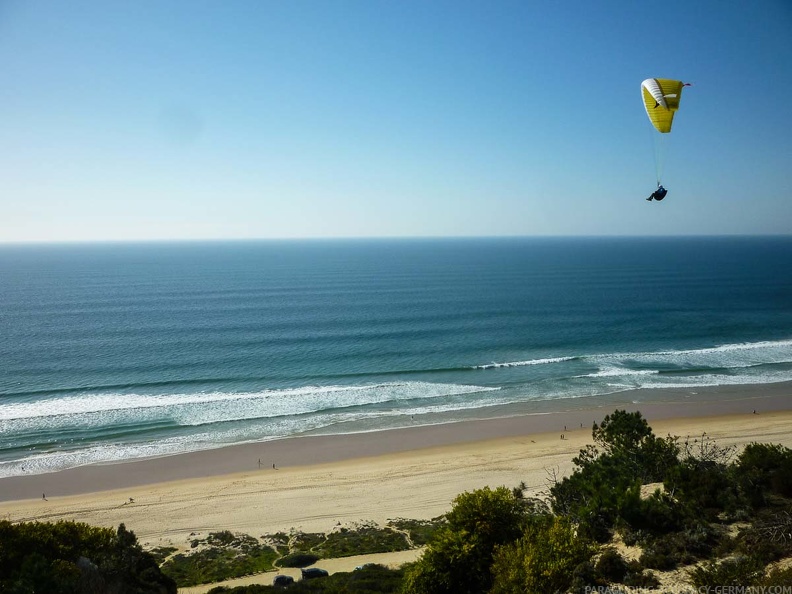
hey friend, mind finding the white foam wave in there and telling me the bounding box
[585,368,659,378]
[0,381,499,427]
[590,338,792,367]
[654,339,792,357]
[474,356,574,370]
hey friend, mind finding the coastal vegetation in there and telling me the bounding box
[4,410,792,593]
[155,520,444,587]
[0,521,176,593]
[396,410,792,593]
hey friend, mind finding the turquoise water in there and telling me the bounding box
[1,237,791,477]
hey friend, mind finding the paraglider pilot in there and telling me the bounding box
[646,185,667,201]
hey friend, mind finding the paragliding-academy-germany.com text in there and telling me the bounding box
[584,586,792,594]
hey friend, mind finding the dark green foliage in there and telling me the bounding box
[568,560,606,594]
[734,442,792,507]
[489,515,595,594]
[314,523,410,558]
[591,410,680,483]
[688,555,765,589]
[594,547,629,582]
[664,433,743,520]
[208,586,270,593]
[277,552,319,568]
[639,539,679,571]
[161,531,278,586]
[0,520,176,594]
[550,411,681,542]
[619,487,686,535]
[638,522,726,571]
[401,486,529,594]
[550,454,634,542]
[208,564,405,593]
[168,522,418,589]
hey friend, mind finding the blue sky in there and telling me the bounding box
[1,0,791,241]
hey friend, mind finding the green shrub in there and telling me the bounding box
[734,443,792,507]
[639,541,678,571]
[551,410,682,542]
[0,520,176,594]
[401,487,528,594]
[594,547,628,582]
[387,517,444,547]
[160,533,278,586]
[568,560,606,593]
[277,552,319,568]
[619,487,686,535]
[208,564,406,593]
[489,516,595,594]
[688,555,765,589]
[314,523,410,558]
[665,458,737,517]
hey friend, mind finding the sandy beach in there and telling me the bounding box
[2,387,791,558]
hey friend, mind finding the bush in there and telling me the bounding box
[401,487,528,594]
[619,487,686,535]
[208,564,406,593]
[734,443,792,507]
[733,509,792,564]
[595,547,628,583]
[0,520,176,594]
[489,516,595,594]
[639,540,678,571]
[551,410,682,542]
[637,522,724,571]
[688,555,765,589]
[277,552,319,568]
[161,533,278,586]
[314,523,410,558]
[568,560,606,593]
[664,458,737,517]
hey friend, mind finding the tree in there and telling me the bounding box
[401,486,530,594]
[0,520,176,594]
[489,516,594,594]
[550,410,681,541]
[734,442,792,507]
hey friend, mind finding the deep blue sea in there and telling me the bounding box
[1,237,792,478]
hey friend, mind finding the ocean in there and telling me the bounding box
[1,237,791,478]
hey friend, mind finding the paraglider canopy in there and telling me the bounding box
[641,78,687,133]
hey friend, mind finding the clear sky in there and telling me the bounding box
[1,0,791,242]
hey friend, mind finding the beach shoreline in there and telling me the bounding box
[1,381,790,504]
[0,384,788,551]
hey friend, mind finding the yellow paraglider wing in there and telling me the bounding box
[641,78,685,133]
